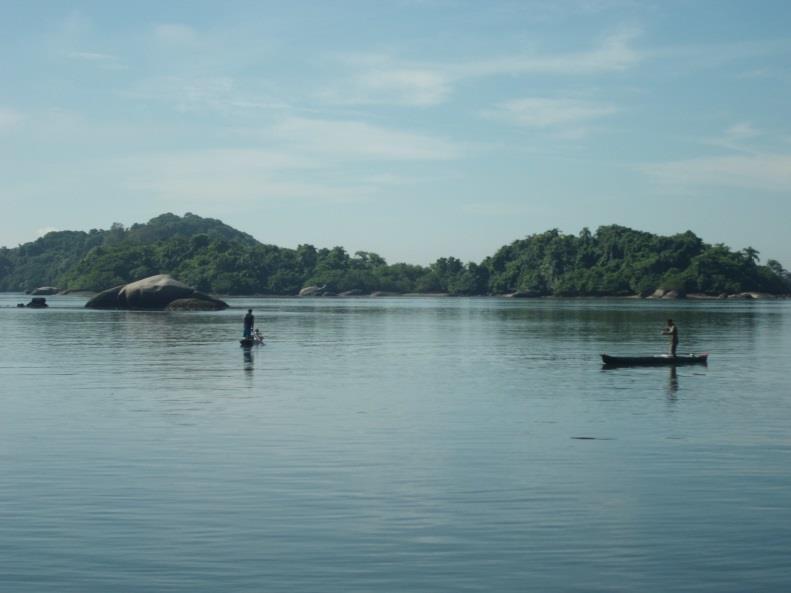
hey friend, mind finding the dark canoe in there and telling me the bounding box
[601,353,709,367]
[240,337,263,347]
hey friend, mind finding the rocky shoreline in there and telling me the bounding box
[14,283,789,303]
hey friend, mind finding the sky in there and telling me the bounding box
[1,0,790,266]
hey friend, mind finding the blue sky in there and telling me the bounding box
[1,0,790,266]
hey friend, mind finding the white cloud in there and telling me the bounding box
[492,0,643,24]
[321,29,642,107]
[273,117,463,160]
[68,51,114,61]
[320,65,452,107]
[700,122,764,154]
[725,122,760,140]
[0,107,23,131]
[66,51,125,70]
[458,28,642,78]
[153,23,197,45]
[126,76,292,115]
[488,97,617,128]
[461,201,537,216]
[116,149,368,204]
[35,227,58,237]
[641,154,791,193]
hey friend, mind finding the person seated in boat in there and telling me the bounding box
[243,309,254,338]
[253,328,264,344]
[661,318,678,356]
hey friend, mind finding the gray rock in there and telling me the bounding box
[85,275,227,310]
[662,289,685,299]
[85,285,125,308]
[728,292,774,300]
[507,290,543,298]
[120,275,195,308]
[26,297,48,308]
[298,285,326,297]
[31,286,60,296]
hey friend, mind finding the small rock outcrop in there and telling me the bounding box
[30,286,60,296]
[649,288,685,299]
[507,290,543,298]
[728,292,775,300]
[85,274,227,310]
[298,285,326,297]
[26,297,48,308]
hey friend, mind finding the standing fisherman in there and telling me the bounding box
[662,318,679,357]
[243,309,255,338]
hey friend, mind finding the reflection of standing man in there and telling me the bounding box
[243,309,255,338]
[662,318,678,356]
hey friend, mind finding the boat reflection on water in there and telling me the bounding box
[243,346,254,371]
[668,366,679,398]
[601,353,709,367]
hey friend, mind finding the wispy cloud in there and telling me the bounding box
[700,122,765,154]
[126,76,292,115]
[119,149,373,204]
[492,0,643,24]
[320,66,452,106]
[486,97,617,128]
[35,227,58,237]
[0,107,23,131]
[273,117,464,160]
[641,154,791,193]
[153,23,198,45]
[66,50,125,69]
[321,29,642,107]
[461,201,538,216]
[648,38,791,75]
[457,28,642,78]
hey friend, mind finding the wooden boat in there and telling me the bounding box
[240,337,264,347]
[601,353,708,367]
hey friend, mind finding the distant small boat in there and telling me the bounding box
[240,337,264,348]
[601,353,708,367]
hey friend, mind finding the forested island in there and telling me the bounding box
[1,213,789,297]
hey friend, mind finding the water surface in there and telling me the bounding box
[1,295,790,592]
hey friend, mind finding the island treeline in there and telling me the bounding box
[1,213,789,296]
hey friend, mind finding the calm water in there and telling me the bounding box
[1,294,790,592]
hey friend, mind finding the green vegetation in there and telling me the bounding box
[1,214,789,296]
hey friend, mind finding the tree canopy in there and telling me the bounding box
[1,214,788,296]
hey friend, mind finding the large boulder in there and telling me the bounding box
[85,275,227,310]
[120,275,195,308]
[85,285,125,308]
